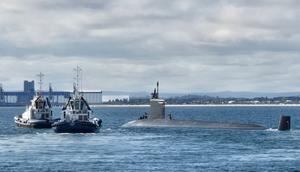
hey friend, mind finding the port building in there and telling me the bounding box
[0,81,102,106]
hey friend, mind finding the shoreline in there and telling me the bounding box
[91,104,300,107]
[2,104,300,108]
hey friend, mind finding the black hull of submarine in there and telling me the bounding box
[122,119,266,130]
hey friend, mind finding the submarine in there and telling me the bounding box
[122,82,267,130]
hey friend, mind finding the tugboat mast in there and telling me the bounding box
[37,72,44,96]
[73,65,82,97]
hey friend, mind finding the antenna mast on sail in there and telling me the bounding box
[37,72,44,96]
[157,81,159,98]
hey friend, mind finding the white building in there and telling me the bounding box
[102,95,129,102]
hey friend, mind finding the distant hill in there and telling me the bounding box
[103,94,300,105]
[188,91,300,98]
[103,91,300,98]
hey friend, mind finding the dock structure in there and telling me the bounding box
[0,81,102,106]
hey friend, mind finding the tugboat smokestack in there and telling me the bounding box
[278,115,291,131]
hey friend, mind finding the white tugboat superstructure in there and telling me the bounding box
[14,73,54,128]
[52,66,102,133]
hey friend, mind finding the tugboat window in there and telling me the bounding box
[70,101,74,110]
[75,100,80,110]
[81,101,84,110]
[38,102,43,109]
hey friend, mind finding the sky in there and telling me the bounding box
[0,0,300,93]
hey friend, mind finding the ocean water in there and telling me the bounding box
[0,106,300,171]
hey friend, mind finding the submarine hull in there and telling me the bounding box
[122,119,266,130]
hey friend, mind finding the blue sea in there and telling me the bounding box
[1,106,300,172]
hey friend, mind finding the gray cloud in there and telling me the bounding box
[0,0,299,93]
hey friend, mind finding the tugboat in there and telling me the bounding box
[52,66,102,133]
[14,73,54,128]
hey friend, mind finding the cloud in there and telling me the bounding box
[0,0,299,93]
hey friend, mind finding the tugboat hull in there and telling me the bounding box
[14,117,53,128]
[53,121,100,133]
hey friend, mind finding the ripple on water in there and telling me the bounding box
[1,106,300,171]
